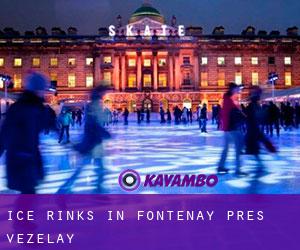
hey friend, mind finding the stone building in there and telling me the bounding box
[0,2,300,111]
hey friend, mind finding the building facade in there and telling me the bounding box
[0,3,300,111]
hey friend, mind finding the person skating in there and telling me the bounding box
[74,85,111,192]
[200,103,208,133]
[123,108,129,125]
[146,108,150,123]
[268,101,280,137]
[245,87,277,176]
[217,83,246,176]
[0,72,56,194]
[76,109,83,126]
[160,107,166,123]
[167,109,172,123]
[58,109,73,143]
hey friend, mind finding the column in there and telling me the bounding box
[153,51,158,91]
[94,54,102,85]
[174,52,181,90]
[137,51,142,90]
[168,52,174,90]
[121,53,126,91]
[194,52,200,90]
[113,53,120,91]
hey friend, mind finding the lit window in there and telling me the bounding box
[201,57,208,65]
[252,72,259,85]
[103,56,112,64]
[86,74,94,88]
[158,58,167,67]
[14,58,22,67]
[158,73,167,87]
[284,57,292,65]
[32,57,40,67]
[0,58,4,67]
[144,59,151,67]
[285,72,292,86]
[234,57,242,65]
[218,72,225,86]
[128,58,136,67]
[200,72,208,86]
[50,72,57,81]
[217,57,225,65]
[50,58,58,67]
[251,57,258,65]
[86,58,94,66]
[235,72,242,85]
[143,74,152,87]
[68,58,76,66]
[13,74,22,88]
[103,72,112,85]
[128,73,137,88]
[68,73,76,87]
[183,57,190,65]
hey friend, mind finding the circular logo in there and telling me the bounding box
[119,169,141,191]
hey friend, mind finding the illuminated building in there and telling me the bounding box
[0,2,300,111]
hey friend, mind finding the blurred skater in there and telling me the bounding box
[217,83,246,176]
[74,85,111,192]
[0,72,56,194]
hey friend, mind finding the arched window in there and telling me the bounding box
[183,98,192,109]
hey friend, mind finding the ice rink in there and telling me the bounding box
[1,120,300,194]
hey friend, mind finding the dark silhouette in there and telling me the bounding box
[160,107,166,123]
[200,104,208,133]
[167,109,172,123]
[146,108,150,123]
[137,109,141,124]
[123,108,129,125]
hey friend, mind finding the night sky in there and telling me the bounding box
[1,0,300,35]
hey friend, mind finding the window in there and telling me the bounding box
[200,72,208,86]
[285,72,292,86]
[235,72,242,85]
[86,57,94,66]
[128,58,136,67]
[143,59,151,67]
[86,74,94,88]
[14,58,22,67]
[284,57,292,65]
[32,57,40,67]
[68,58,76,66]
[0,58,4,67]
[217,57,225,65]
[68,73,76,87]
[251,57,259,65]
[50,57,58,67]
[218,72,225,86]
[50,72,57,82]
[234,57,242,65]
[252,72,259,85]
[103,56,112,64]
[183,57,190,65]
[103,72,112,85]
[13,74,22,88]
[128,73,137,88]
[183,72,191,85]
[201,57,208,65]
[158,58,167,67]
[268,57,275,65]
[158,73,167,87]
[143,74,152,87]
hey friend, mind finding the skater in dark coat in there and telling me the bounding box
[0,72,56,194]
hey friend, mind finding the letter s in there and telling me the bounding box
[109,25,116,36]
[257,211,264,221]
